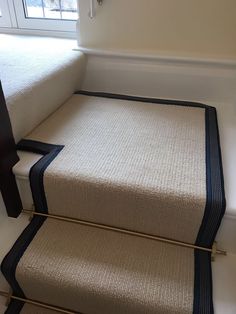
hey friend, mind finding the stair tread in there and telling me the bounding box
[16,219,195,314]
[17,94,208,244]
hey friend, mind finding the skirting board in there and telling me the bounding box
[79,49,236,104]
[216,214,236,254]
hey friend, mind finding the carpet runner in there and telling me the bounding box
[1,92,225,313]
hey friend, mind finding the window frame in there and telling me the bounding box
[0,1,12,27]
[0,0,78,35]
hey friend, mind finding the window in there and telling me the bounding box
[0,0,78,33]
[23,0,78,20]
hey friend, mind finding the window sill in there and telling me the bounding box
[0,27,77,39]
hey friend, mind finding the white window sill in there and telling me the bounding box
[0,26,77,39]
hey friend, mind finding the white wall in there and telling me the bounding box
[78,0,236,60]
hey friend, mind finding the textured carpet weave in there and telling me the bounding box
[15,219,194,314]
[27,94,205,244]
[2,93,225,314]
[20,305,58,314]
[0,34,85,142]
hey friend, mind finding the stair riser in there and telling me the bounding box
[15,176,235,253]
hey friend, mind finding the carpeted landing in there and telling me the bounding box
[2,92,225,313]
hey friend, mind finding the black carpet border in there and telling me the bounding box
[4,299,24,314]
[1,140,64,313]
[76,90,215,108]
[17,139,64,213]
[2,92,226,314]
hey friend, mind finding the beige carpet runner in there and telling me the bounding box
[1,92,225,313]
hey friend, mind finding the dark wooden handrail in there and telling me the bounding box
[0,81,22,217]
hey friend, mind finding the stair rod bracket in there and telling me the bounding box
[211,242,218,261]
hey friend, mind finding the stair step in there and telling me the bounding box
[13,93,220,245]
[2,218,208,314]
[2,207,236,314]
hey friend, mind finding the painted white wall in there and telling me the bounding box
[78,0,236,60]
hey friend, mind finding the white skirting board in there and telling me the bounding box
[79,48,236,104]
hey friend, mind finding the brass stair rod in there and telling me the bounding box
[22,209,227,256]
[0,290,76,314]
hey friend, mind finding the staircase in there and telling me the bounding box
[0,35,233,314]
